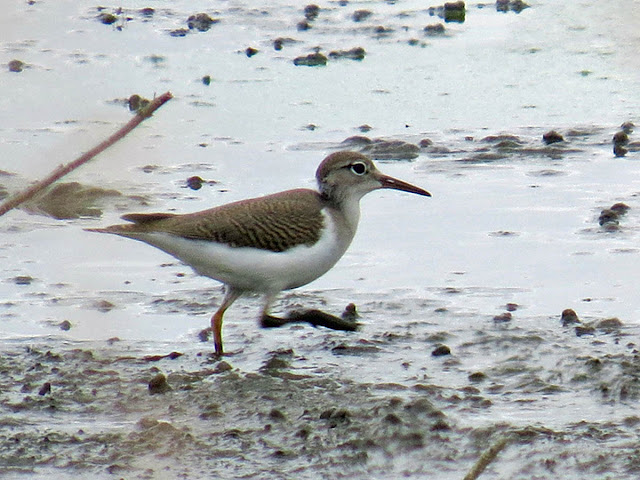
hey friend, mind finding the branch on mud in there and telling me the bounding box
[463,435,511,480]
[0,91,173,217]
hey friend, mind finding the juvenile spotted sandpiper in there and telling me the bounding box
[90,151,430,354]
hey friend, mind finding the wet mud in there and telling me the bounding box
[1,329,640,480]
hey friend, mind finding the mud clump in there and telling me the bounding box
[424,23,446,35]
[293,51,328,66]
[598,202,630,230]
[493,312,512,323]
[148,373,172,394]
[97,12,118,25]
[561,308,580,326]
[328,47,366,61]
[353,10,373,22]
[8,59,25,72]
[24,182,122,219]
[187,13,219,32]
[361,139,420,160]
[496,0,530,13]
[543,130,564,145]
[431,344,451,356]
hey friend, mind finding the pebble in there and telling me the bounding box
[561,308,580,326]
[493,312,512,323]
[304,4,320,21]
[148,373,172,394]
[353,10,373,22]
[424,23,445,35]
[8,59,25,72]
[432,344,451,356]
[38,382,52,396]
[187,13,219,32]
[186,176,204,190]
[293,52,327,66]
[328,47,366,60]
[543,130,564,145]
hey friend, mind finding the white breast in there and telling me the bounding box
[129,210,355,294]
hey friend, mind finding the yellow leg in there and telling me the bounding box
[211,289,241,355]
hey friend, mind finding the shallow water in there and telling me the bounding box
[2,1,640,479]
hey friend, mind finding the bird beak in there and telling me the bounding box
[378,174,431,197]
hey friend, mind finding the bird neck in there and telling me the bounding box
[320,189,362,236]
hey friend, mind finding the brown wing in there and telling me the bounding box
[97,189,326,252]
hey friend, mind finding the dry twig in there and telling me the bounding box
[463,435,511,480]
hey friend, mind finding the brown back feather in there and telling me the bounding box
[102,189,326,252]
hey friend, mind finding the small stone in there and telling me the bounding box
[431,344,451,356]
[543,130,564,145]
[261,356,289,370]
[561,308,580,326]
[341,135,373,146]
[297,20,312,31]
[13,275,34,285]
[621,121,634,134]
[610,203,630,215]
[94,300,115,313]
[614,144,628,157]
[424,23,445,35]
[505,303,518,312]
[269,408,286,421]
[98,12,118,25]
[444,1,465,10]
[575,325,596,337]
[598,209,619,226]
[213,361,232,373]
[148,373,171,394]
[202,75,211,85]
[468,371,487,382]
[187,13,219,32]
[186,176,204,190]
[128,94,150,112]
[328,47,366,60]
[444,1,465,22]
[169,28,189,37]
[596,317,623,332]
[352,10,373,22]
[419,138,433,148]
[293,52,327,66]
[493,312,512,323]
[59,320,72,331]
[430,419,451,431]
[383,413,402,424]
[38,382,52,396]
[613,131,629,146]
[341,303,359,322]
[304,4,320,21]
[8,59,25,72]
[245,47,259,57]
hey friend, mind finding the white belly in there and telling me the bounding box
[129,211,354,294]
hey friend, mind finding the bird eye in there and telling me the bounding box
[350,162,367,175]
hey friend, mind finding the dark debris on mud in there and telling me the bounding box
[1,335,640,479]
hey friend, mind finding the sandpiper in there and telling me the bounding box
[89,151,430,354]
